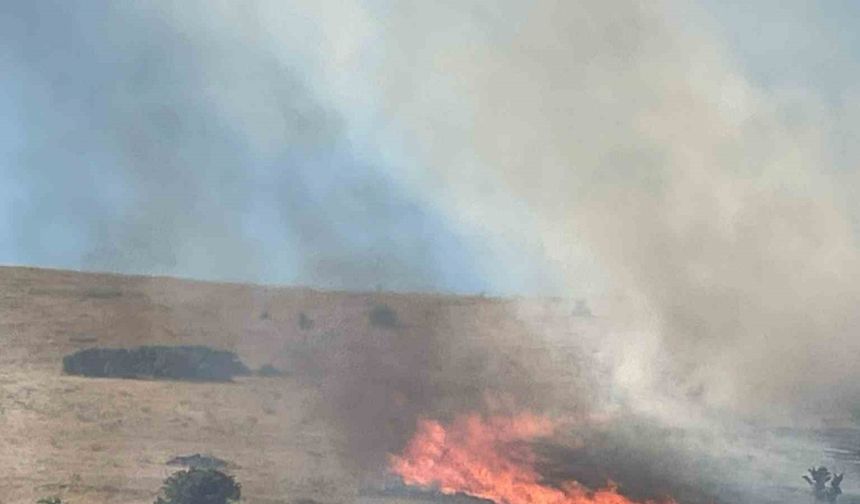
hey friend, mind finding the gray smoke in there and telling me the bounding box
[1,0,572,478]
[8,1,860,501]
[0,0,523,295]
[285,297,599,478]
[9,0,859,421]
[253,0,860,421]
[226,0,860,499]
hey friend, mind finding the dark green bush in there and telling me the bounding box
[155,468,241,504]
[62,346,251,382]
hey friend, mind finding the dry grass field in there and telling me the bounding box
[0,266,594,504]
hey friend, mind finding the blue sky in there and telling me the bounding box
[700,0,860,97]
[0,1,855,295]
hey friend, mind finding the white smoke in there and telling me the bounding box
[203,0,860,421]
[83,3,860,500]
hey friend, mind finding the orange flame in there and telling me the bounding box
[390,413,677,504]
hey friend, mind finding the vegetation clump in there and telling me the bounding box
[36,497,64,504]
[803,466,843,502]
[63,345,251,382]
[368,304,398,328]
[298,312,314,330]
[167,453,231,470]
[155,468,241,504]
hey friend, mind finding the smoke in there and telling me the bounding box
[7,0,859,420]
[232,0,860,420]
[213,1,860,497]
[284,298,601,479]
[0,0,569,480]
[0,0,558,295]
[8,0,860,499]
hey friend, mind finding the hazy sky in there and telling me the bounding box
[0,1,857,297]
[0,1,519,294]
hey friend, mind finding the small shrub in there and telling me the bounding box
[83,287,123,299]
[803,466,843,502]
[298,312,314,330]
[37,498,64,504]
[155,468,241,504]
[368,304,398,328]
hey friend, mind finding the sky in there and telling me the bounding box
[0,0,554,295]
[0,1,858,301]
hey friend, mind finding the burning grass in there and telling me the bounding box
[390,413,678,504]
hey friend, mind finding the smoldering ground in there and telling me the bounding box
[284,298,602,478]
[531,414,835,504]
[284,295,853,503]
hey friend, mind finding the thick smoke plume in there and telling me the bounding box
[221,1,860,499]
[242,0,860,421]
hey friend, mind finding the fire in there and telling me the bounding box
[390,413,676,504]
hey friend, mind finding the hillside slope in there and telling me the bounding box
[0,266,595,504]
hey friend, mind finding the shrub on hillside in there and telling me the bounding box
[155,468,241,504]
[298,312,314,330]
[368,304,398,328]
[37,497,64,504]
[62,346,251,382]
[166,453,231,470]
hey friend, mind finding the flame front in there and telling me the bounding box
[390,413,676,504]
